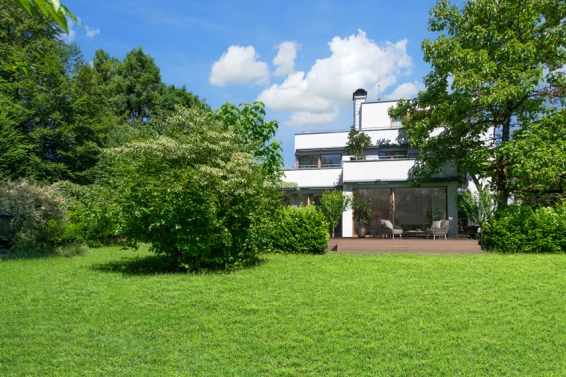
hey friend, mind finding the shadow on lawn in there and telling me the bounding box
[90,255,184,275]
[90,254,267,276]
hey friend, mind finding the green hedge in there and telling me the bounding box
[271,206,329,254]
[483,204,566,253]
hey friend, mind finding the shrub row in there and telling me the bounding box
[483,204,566,253]
[270,205,329,254]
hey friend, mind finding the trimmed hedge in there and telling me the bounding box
[271,206,329,254]
[483,204,566,253]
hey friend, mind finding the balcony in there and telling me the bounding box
[342,158,457,183]
[282,167,343,189]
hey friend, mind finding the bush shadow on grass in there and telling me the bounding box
[89,254,267,276]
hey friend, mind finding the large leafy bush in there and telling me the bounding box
[59,182,122,247]
[271,206,329,254]
[483,204,566,253]
[103,106,282,270]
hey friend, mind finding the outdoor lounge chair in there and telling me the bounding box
[426,220,450,239]
[380,219,403,239]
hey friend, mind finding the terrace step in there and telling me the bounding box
[328,238,482,254]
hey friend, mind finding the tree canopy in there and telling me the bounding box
[0,0,207,184]
[390,0,566,208]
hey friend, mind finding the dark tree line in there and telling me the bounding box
[0,0,207,184]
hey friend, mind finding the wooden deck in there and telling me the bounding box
[328,237,482,253]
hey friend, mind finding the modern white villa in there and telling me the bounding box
[282,89,459,238]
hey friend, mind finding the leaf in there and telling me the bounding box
[14,0,33,14]
[33,0,50,17]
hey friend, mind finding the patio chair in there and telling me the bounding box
[380,219,403,239]
[426,220,450,239]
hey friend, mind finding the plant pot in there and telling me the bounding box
[357,227,367,238]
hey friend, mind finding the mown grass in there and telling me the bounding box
[1,246,565,376]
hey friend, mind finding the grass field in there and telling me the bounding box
[1,246,565,376]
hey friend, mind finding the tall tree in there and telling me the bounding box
[390,0,566,208]
[1,1,115,183]
[113,47,162,124]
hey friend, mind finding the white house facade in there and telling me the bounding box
[282,89,459,238]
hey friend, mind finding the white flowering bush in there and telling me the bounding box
[0,179,69,250]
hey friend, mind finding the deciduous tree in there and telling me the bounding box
[390,0,566,208]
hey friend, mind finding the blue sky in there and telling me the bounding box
[64,0,441,165]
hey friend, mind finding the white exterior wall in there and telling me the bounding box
[360,101,398,129]
[295,132,349,151]
[283,168,342,188]
[342,186,353,237]
[354,97,366,129]
[343,160,414,183]
[295,129,406,152]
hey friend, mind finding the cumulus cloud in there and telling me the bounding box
[60,21,76,43]
[209,45,269,87]
[257,30,413,126]
[85,25,100,38]
[273,41,299,77]
[383,81,424,100]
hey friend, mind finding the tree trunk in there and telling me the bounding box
[496,112,512,210]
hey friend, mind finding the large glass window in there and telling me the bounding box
[378,150,407,159]
[297,154,342,168]
[394,188,447,230]
[320,154,341,167]
[298,155,318,168]
[355,189,391,237]
[354,187,447,235]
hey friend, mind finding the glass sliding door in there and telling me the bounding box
[354,187,447,236]
[394,187,447,230]
[354,189,391,237]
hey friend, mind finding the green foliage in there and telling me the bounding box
[389,0,566,208]
[483,204,566,253]
[352,196,372,226]
[103,106,281,270]
[500,110,566,204]
[13,0,79,33]
[345,128,372,160]
[0,6,208,183]
[0,178,77,251]
[457,188,496,227]
[57,182,122,247]
[270,206,329,254]
[0,2,108,184]
[212,102,283,177]
[320,189,351,237]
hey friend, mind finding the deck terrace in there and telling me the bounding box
[328,237,482,254]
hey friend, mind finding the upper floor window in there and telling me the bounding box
[378,150,408,160]
[320,154,341,168]
[297,153,342,168]
[298,155,318,168]
[391,116,404,128]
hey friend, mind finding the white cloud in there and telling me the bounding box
[60,21,76,43]
[209,45,269,87]
[273,41,299,77]
[383,81,424,100]
[85,25,100,38]
[257,30,413,126]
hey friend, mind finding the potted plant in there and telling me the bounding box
[320,189,352,237]
[345,128,372,160]
[353,197,372,238]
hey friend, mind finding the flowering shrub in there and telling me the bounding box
[0,178,71,251]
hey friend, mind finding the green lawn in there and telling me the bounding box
[1,247,565,376]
